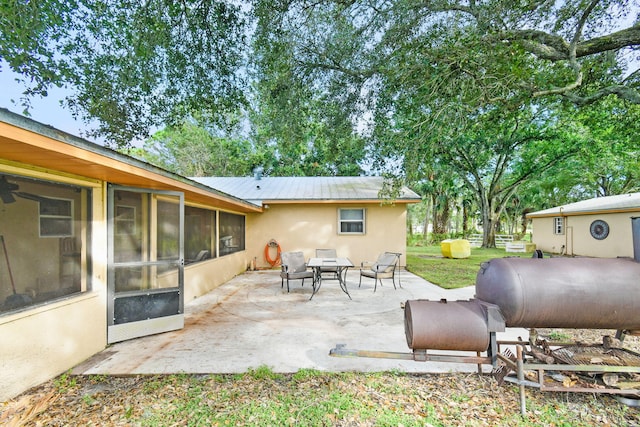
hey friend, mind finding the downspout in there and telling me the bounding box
[560,207,569,256]
[632,217,640,263]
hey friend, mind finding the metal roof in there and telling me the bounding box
[193,176,421,205]
[0,108,261,213]
[0,109,420,210]
[527,192,640,217]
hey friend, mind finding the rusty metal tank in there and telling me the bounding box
[404,299,497,352]
[475,257,640,330]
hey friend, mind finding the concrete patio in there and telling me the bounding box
[73,270,528,375]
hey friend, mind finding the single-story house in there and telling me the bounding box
[526,193,640,258]
[193,176,417,270]
[0,108,420,401]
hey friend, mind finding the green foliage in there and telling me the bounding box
[142,375,179,393]
[250,15,367,177]
[251,0,640,242]
[292,368,324,381]
[133,119,270,177]
[246,365,282,381]
[88,374,107,382]
[0,0,77,100]
[514,97,640,215]
[53,371,77,393]
[138,371,449,426]
[547,331,572,342]
[4,0,640,235]
[407,234,428,247]
[2,0,249,146]
[81,394,95,405]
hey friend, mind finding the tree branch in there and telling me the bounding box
[498,24,640,61]
[577,24,640,57]
[561,84,640,105]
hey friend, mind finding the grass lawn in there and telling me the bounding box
[406,245,530,289]
[9,368,639,426]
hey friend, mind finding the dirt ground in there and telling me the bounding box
[2,329,640,426]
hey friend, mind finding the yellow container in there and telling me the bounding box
[441,239,471,259]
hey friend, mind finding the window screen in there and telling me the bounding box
[339,208,365,234]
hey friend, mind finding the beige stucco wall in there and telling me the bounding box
[531,212,638,258]
[0,161,409,401]
[530,217,567,255]
[245,202,408,269]
[0,165,251,401]
[183,251,247,302]
[0,165,107,402]
[0,292,106,401]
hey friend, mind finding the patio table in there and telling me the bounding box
[307,257,354,300]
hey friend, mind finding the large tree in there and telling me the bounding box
[1,0,249,146]
[410,104,584,246]
[132,119,274,177]
[250,0,640,244]
[250,4,367,176]
[569,97,640,196]
[517,97,640,209]
[254,0,640,110]
[3,0,639,147]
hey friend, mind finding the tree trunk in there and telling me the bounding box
[484,214,498,248]
[480,195,497,248]
[432,194,450,235]
[482,194,516,248]
[462,202,469,235]
[520,208,532,237]
[422,199,431,239]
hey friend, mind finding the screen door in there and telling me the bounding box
[107,185,184,343]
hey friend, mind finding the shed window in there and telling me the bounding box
[339,208,365,234]
[553,217,564,235]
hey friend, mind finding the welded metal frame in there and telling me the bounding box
[330,335,640,415]
[497,341,640,414]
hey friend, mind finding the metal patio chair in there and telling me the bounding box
[280,251,316,292]
[315,248,339,280]
[358,252,402,292]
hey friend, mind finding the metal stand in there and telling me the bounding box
[330,336,640,416]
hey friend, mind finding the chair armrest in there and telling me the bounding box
[374,262,396,273]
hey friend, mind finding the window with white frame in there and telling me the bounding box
[39,198,74,237]
[338,208,365,234]
[115,205,135,236]
[553,217,564,235]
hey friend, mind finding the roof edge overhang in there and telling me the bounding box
[527,207,640,219]
[258,198,421,205]
[0,108,261,213]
